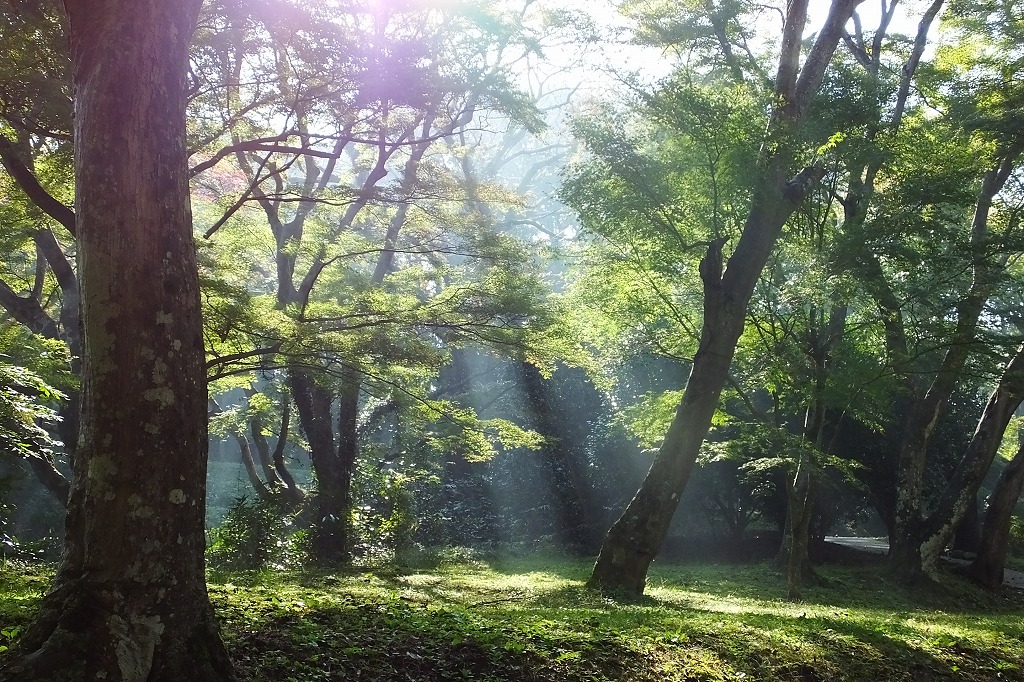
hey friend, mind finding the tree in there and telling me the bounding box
[0,1,234,679]
[190,0,563,562]
[0,330,71,504]
[577,0,865,596]
[970,434,1024,587]
[0,0,79,504]
[822,0,1024,580]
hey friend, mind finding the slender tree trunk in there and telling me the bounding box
[270,399,304,503]
[249,414,286,490]
[587,300,746,593]
[970,444,1024,588]
[335,372,360,558]
[0,2,235,679]
[587,0,863,595]
[889,152,1022,581]
[781,335,833,597]
[24,452,70,505]
[0,235,79,504]
[786,465,815,601]
[235,433,272,501]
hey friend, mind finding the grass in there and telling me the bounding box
[1,553,1023,681]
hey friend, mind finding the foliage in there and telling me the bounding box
[0,356,64,463]
[0,498,37,566]
[351,458,422,559]
[1010,517,1024,559]
[207,496,308,571]
[0,561,50,655]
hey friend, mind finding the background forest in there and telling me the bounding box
[1,0,1024,623]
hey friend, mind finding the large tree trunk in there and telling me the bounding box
[917,342,1024,574]
[951,495,981,554]
[888,152,1022,582]
[586,0,862,595]
[969,444,1024,588]
[289,370,349,562]
[0,2,235,680]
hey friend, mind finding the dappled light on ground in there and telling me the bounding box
[3,555,1024,680]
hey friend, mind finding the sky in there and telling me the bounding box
[552,0,943,94]
[810,1,933,41]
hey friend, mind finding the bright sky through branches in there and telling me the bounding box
[553,0,938,94]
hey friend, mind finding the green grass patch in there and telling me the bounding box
[2,555,1023,680]
[0,561,51,654]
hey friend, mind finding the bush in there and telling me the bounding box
[1009,516,1024,558]
[0,475,60,566]
[206,495,306,571]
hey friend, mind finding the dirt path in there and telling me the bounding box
[824,536,1024,589]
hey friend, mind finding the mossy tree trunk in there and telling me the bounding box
[586,0,864,596]
[0,1,235,680]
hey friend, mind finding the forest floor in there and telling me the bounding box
[1,552,1023,681]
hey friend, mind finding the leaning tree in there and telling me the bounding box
[579,0,866,596]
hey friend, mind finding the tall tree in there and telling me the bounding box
[970,435,1024,587]
[0,0,234,679]
[582,0,865,596]
[0,0,79,503]
[191,0,559,562]
[827,0,1024,579]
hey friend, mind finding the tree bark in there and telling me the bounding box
[917,343,1024,574]
[951,495,981,554]
[270,398,304,503]
[0,1,235,680]
[785,466,815,601]
[235,433,272,501]
[249,413,286,490]
[335,372,360,558]
[888,149,1022,581]
[586,0,863,596]
[780,321,835,597]
[24,452,70,505]
[970,444,1024,588]
[289,370,349,562]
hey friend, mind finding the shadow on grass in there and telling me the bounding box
[220,597,657,682]
[214,579,1023,682]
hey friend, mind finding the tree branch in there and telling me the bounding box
[0,136,76,236]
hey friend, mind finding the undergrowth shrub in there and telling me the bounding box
[0,480,59,566]
[1009,516,1024,558]
[207,495,306,570]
